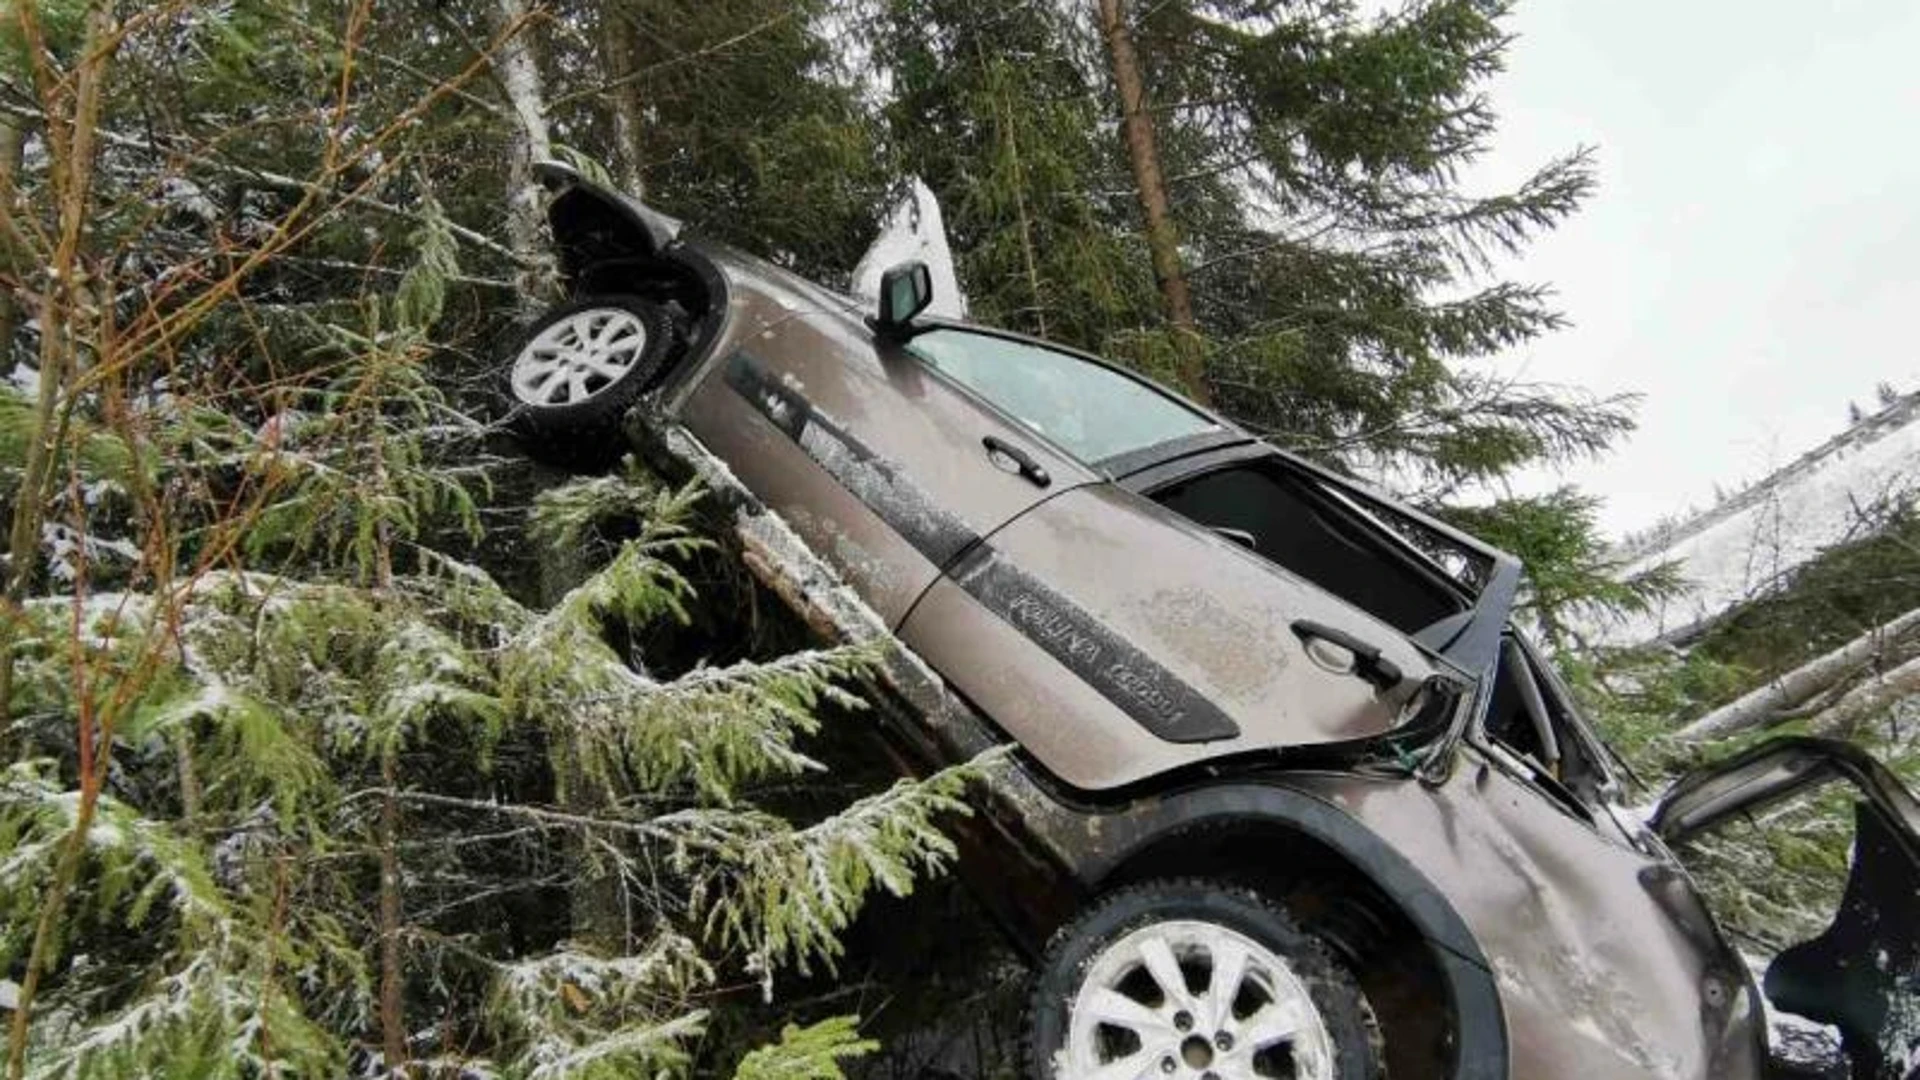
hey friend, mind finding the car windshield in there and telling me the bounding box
[908,329,1218,464]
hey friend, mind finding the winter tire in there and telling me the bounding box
[1027,879,1382,1080]
[503,295,677,466]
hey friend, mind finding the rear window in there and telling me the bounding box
[1150,462,1464,634]
[908,329,1217,464]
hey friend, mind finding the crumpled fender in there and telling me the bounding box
[1010,774,1510,1080]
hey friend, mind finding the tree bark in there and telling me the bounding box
[601,1,647,197]
[1809,652,1920,738]
[492,0,555,313]
[1676,605,1920,740]
[0,113,22,366]
[377,747,407,1075]
[535,529,625,951]
[1095,0,1207,404]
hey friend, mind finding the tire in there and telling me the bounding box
[501,294,678,467]
[1027,879,1382,1080]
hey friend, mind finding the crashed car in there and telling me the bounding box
[502,163,1920,1080]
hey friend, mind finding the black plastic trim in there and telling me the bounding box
[948,546,1241,744]
[1096,428,1254,481]
[723,351,980,568]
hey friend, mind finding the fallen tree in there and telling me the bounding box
[1675,604,1920,740]
[1808,651,1920,738]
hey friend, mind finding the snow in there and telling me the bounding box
[1742,952,1848,1073]
[850,178,968,320]
[1598,395,1920,646]
[152,682,245,728]
[6,363,37,396]
[159,177,219,222]
[41,522,141,585]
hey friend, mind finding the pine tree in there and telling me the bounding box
[1441,488,1680,652]
[877,0,1156,347]
[548,0,891,280]
[1110,0,1616,485]
[1095,0,1203,398]
[0,5,984,1076]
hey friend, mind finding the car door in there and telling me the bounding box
[678,278,1100,627]
[899,448,1452,790]
[1655,737,1920,1080]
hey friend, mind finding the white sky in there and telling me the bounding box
[1464,0,1920,539]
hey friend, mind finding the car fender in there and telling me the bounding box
[998,769,1510,1080]
[534,159,681,263]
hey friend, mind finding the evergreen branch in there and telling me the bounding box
[0,100,532,267]
[698,753,991,989]
[520,1011,706,1080]
[546,10,796,110]
[732,1016,878,1080]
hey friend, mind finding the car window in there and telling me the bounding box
[906,329,1218,464]
[1146,461,1465,635]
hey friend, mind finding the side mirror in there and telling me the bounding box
[871,260,933,339]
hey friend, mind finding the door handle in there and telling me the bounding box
[983,435,1051,488]
[1291,620,1403,693]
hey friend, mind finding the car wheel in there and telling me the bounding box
[1027,879,1382,1080]
[503,295,677,466]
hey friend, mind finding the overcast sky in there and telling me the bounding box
[1465,0,1920,539]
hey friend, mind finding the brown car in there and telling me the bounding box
[503,163,1920,1080]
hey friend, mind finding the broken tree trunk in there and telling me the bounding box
[1809,652,1920,738]
[1676,604,1920,740]
[1094,0,1207,405]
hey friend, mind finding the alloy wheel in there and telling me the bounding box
[1064,919,1336,1080]
[510,307,649,407]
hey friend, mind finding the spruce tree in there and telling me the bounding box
[877,0,1157,347]
[0,4,983,1076]
[548,0,892,280]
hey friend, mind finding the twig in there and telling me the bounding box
[0,100,530,267]
[546,10,795,110]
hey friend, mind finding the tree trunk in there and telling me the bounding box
[1676,604,1920,740]
[1809,652,1920,738]
[534,529,626,951]
[1095,0,1206,404]
[997,84,1047,339]
[0,113,23,367]
[0,111,23,743]
[493,0,556,313]
[377,747,407,1075]
[601,1,647,197]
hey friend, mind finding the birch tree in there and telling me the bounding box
[494,0,558,311]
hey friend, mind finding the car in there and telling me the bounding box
[503,162,1920,1080]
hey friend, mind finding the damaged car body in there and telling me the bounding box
[505,162,1920,1080]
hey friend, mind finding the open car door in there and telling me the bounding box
[1654,737,1920,1080]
